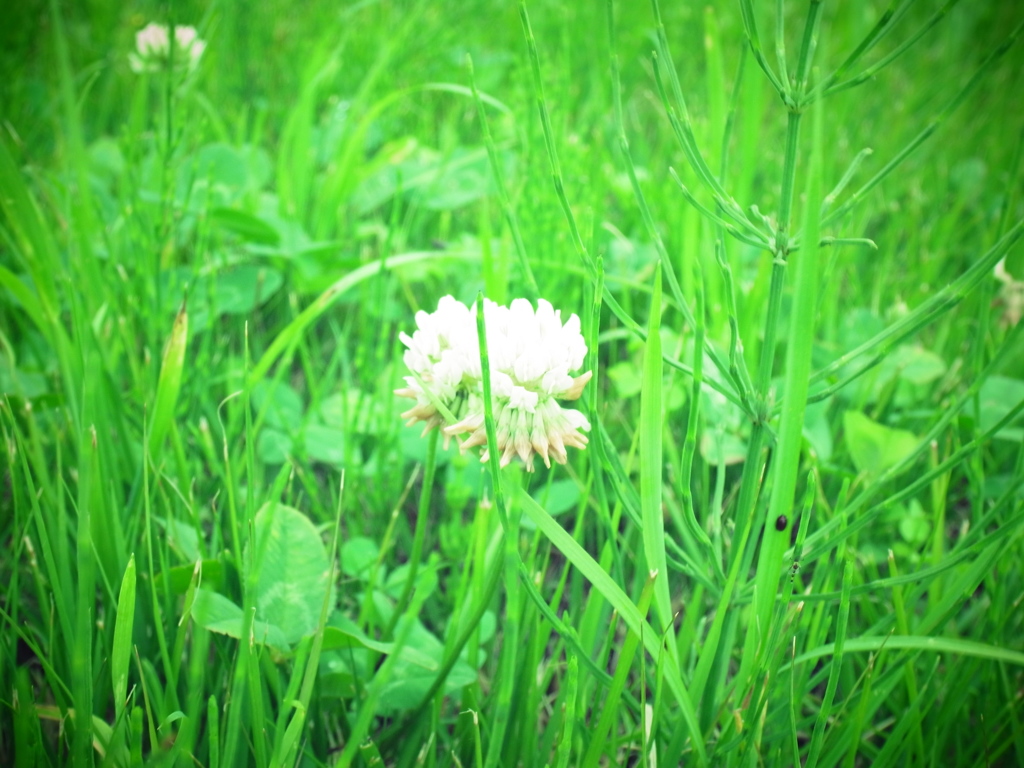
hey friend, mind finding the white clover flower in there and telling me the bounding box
[129,22,206,74]
[994,257,1023,328]
[396,295,593,471]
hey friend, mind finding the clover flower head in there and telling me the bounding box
[994,257,1023,328]
[129,22,206,74]
[396,295,593,471]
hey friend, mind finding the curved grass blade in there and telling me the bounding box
[516,485,707,765]
[822,18,1024,227]
[248,250,473,387]
[148,299,188,464]
[789,634,1024,670]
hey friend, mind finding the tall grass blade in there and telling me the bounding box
[516,486,707,765]
[148,300,188,464]
[639,266,673,643]
[112,554,137,722]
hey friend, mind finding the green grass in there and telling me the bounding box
[2,0,1024,765]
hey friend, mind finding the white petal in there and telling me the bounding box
[490,370,515,398]
[539,367,573,396]
[561,407,591,432]
[508,386,538,412]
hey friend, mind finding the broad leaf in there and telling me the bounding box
[842,411,918,477]
[249,503,333,645]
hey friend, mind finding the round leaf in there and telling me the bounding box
[249,503,332,645]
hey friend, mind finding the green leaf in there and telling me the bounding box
[897,500,931,546]
[339,537,380,580]
[251,379,304,430]
[321,622,438,670]
[303,424,348,466]
[896,346,946,386]
[699,382,749,465]
[0,356,49,399]
[208,207,281,245]
[249,503,333,645]
[353,145,500,213]
[87,137,125,180]
[842,411,919,477]
[803,399,833,462]
[529,479,581,518]
[412,146,497,211]
[248,250,472,386]
[153,560,225,595]
[211,264,284,316]
[192,144,254,192]
[978,376,1024,441]
[13,669,44,764]
[606,360,643,398]
[383,562,439,601]
[397,422,453,466]
[190,588,290,648]
[373,617,476,714]
[320,671,357,699]
[321,389,384,434]
[0,266,47,341]
[155,516,201,562]
[257,428,293,464]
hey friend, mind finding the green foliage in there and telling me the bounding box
[2,1,1024,766]
[843,410,920,477]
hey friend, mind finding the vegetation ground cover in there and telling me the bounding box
[2,1,1024,766]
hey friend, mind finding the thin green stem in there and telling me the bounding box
[776,110,804,250]
[809,0,912,99]
[773,0,790,90]
[806,219,1024,390]
[737,0,788,98]
[822,17,1024,227]
[467,54,539,300]
[819,0,963,100]
[793,1,824,94]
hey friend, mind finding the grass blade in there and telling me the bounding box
[805,558,854,768]
[148,299,188,464]
[516,486,707,765]
[639,266,673,644]
[580,570,657,768]
[112,554,137,722]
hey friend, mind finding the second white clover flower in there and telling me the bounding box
[129,22,206,74]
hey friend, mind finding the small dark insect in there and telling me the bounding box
[775,515,788,531]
